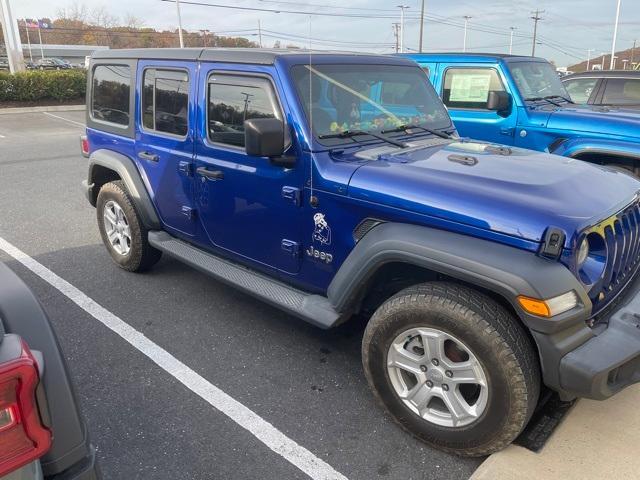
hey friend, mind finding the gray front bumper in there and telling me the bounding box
[559,282,640,400]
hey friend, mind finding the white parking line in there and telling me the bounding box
[0,236,348,480]
[42,111,85,128]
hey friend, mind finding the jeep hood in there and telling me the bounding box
[347,140,640,244]
[544,105,640,139]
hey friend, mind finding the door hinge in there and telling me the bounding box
[281,239,300,257]
[178,161,192,176]
[281,186,301,206]
[181,206,196,220]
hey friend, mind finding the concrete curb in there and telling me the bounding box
[470,384,640,480]
[0,105,85,115]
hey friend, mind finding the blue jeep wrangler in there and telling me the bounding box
[402,53,640,175]
[82,48,640,456]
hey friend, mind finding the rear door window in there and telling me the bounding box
[91,65,131,126]
[142,68,189,137]
[602,78,640,106]
[443,68,506,109]
[564,78,598,104]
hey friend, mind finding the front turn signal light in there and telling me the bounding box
[517,291,578,318]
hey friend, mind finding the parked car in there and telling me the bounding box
[82,48,640,457]
[562,70,640,109]
[0,58,8,71]
[35,58,72,70]
[0,262,99,479]
[402,53,640,175]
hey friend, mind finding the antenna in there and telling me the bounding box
[308,15,318,208]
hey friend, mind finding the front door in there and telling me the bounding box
[194,68,303,274]
[135,60,197,237]
[440,65,517,145]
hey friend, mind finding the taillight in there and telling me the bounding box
[80,134,90,158]
[0,338,51,477]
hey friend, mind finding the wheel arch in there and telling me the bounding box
[549,138,640,171]
[85,148,161,229]
[328,223,591,334]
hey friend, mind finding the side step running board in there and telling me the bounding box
[148,231,342,329]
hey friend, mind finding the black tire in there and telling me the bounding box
[96,180,162,272]
[362,282,540,457]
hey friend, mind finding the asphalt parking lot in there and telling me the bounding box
[0,110,481,479]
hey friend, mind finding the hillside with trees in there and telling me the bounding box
[1,4,258,52]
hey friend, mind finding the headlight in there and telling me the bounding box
[576,237,589,267]
[577,233,608,287]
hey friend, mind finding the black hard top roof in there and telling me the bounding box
[564,70,640,79]
[90,47,411,65]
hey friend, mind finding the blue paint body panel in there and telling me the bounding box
[401,53,640,161]
[86,51,640,308]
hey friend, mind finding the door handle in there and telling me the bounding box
[196,167,224,180]
[138,151,159,162]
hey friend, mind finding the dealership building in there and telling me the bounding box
[21,44,109,65]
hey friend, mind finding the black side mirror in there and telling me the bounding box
[487,91,511,113]
[244,118,286,158]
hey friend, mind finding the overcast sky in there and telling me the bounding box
[9,0,640,67]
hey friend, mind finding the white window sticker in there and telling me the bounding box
[449,73,492,103]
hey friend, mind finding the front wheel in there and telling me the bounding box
[362,282,540,457]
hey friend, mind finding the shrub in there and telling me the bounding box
[0,70,86,103]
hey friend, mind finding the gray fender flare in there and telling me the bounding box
[85,148,161,229]
[327,223,591,334]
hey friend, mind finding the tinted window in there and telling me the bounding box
[92,65,131,126]
[564,78,598,104]
[602,78,640,106]
[443,68,506,109]
[208,77,280,148]
[142,69,189,136]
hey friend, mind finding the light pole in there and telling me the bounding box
[623,59,629,69]
[463,15,472,52]
[397,5,409,53]
[601,52,607,70]
[530,9,544,57]
[418,0,425,53]
[586,48,595,71]
[175,0,184,48]
[610,0,621,70]
[0,0,25,72]
[509,27,517,54]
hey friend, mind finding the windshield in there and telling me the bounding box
[291,64,451,144]
[508,61,570,101]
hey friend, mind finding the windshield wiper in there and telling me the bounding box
[545,94,575,104]
[318,130,408,148]
[381,123,453,139]
[525,96,563,106]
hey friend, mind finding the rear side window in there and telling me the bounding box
[142,69,189,137]
[92,65,131,126]
[208,76,280,148]
[564,78,598,104]
[443,68,506,110]
[602,78,640,106]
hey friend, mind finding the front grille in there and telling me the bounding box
[588,198,640,313]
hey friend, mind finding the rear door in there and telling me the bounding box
[135,60,197,237]
[440,65,517,144]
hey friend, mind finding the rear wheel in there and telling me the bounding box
[96,180,162,272]
[362,282,540,457]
